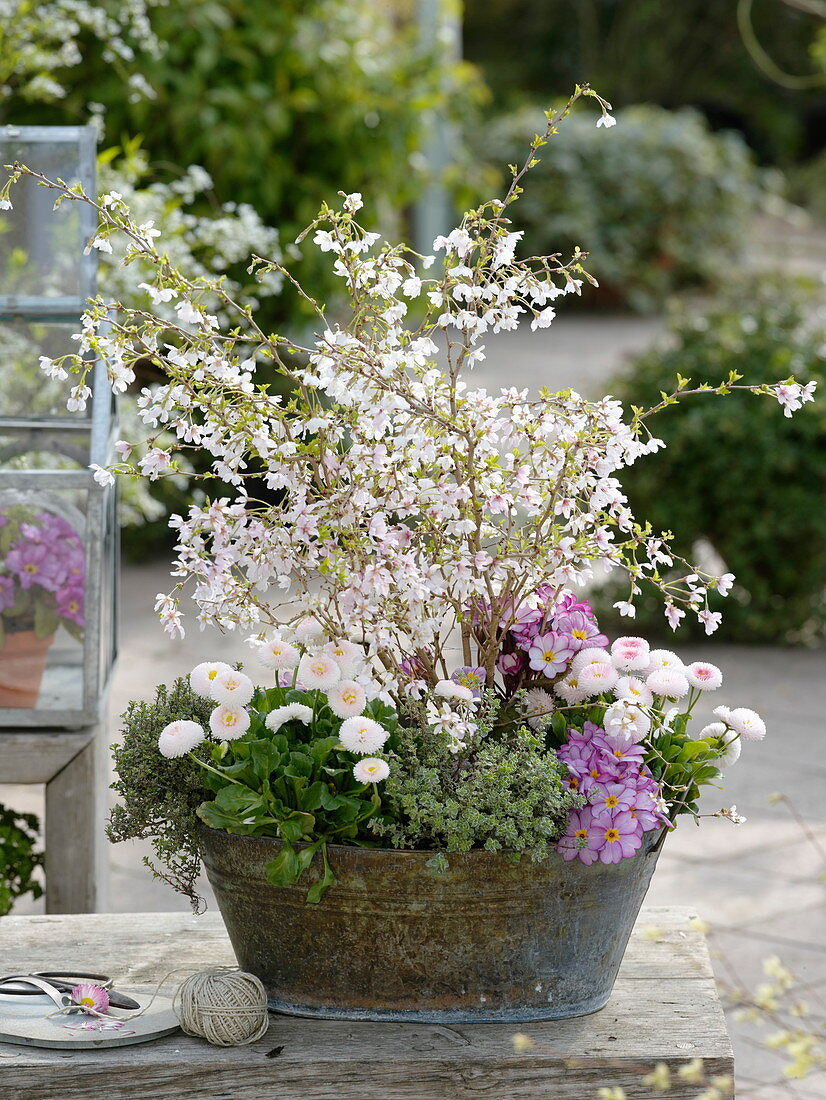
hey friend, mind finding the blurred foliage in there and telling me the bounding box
[0,802,43,915]
[7,0,486,326]
[481,105,773,312]
[598,279,826,644]
[464,0,826,165]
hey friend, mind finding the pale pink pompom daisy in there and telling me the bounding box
[554,674,589,705]
[726,707,766,742]
[603,701,651,745]
[352,757,390,784]
[614,675,654,707]
[323,640,363,677]
[576,661,619,695]
[717,729,743,767]
[646,649,684,673]
[646,667,690,700]
[610,636,650,671]
[257,636,300,671]
[190,660,232,697]
[211,668,255,707]
[158,719,206,759]
[292,617,325,643]
[297,652,342,691]
[571,647,611,676]
[338,716,389,754]
[209,705,250,740]
[685,661,722,691]
[327,680,367,719]
[266,702,313,731]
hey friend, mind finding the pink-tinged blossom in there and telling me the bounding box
[716,573,735,596]
[588,810,644,864]
[528,631,575,676]
[353,757,390,783]
[646,667,690,700]
[614,675,653,707]
[610,636,650,671]
[339,715,389,754]
[210,668,255,707]
[158,719,206,759]
[774,380,816,418]
[685,662,722,691]
[602,701,651,746]
[209,705,250,740]
[698,609,723,635]
[497,651,526,677]
[70,983,110,1015]
[190,660,233,697]
[327,680,367,719]
[646,649,684,673]
[576,661,618,695]
[56,583,84,627]
[553,611,608,651]
[571,646,611,675]
[297,653,341,691]
[664,603,685,631]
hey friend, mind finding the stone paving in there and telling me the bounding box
[2,313,824,1097]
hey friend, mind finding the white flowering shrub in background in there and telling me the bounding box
[1,87,815,697]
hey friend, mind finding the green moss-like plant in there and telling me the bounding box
[107,677,214,910]
[371,695,582,860]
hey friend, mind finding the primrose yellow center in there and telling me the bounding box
[575,829,587,840]
[604,828,620,843]
[605,795,619,808]
[589,768,600,779]
[543,649,556,661]
[24,563,38,574]
[572,629,588,641]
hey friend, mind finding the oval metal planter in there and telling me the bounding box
[199,824,665,1023]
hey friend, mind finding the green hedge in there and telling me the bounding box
[602,280,826,644]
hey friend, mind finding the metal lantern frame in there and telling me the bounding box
[0,124,117,729]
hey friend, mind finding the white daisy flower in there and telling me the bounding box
[257,636,300,671]
[685,661,723,691]
[327,680,367,719]
[727,707,766,742]
[576,661,619,695]
[712,704,733,725]
[353,757,390,784]
[571,647,611,675]
[696,720,728,742]
[614,675,654,707]
[158,720,205,759]
[190,660,233,697]
[265,702,314,732]
[211,669,255,707]
[323,639,363,677]
[297,652,342,691]
[338,715,389,754]
[646,649,684,673]
[523,688,555,730]
[209,706,250,741]
[646,668,690,700]
[554,674,589,705]
[718,729,743,768]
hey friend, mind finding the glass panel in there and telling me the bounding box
[0,426,92,471]
[0,320,90,419]
[0,488,87,711]
[0,128,96,314]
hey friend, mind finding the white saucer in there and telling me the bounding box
[0,990,180,1049]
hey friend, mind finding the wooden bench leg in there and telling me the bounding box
[44,722,109,913]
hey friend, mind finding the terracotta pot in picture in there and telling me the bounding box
[0,630,55,707]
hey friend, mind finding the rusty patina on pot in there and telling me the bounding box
[199,824,664,1023]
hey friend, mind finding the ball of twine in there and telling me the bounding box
[174,966,269,1046]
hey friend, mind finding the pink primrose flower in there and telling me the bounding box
[528,631,575,676]
[557,808,601,865]
[588,809,644,864]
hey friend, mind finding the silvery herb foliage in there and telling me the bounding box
[1,86,815,702]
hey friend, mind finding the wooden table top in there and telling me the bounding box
[0,905,732,1099]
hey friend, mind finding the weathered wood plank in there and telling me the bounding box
[43,720,109,913]
[0,729,94,784]
[0,906,733,1099]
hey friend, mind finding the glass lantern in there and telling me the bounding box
[0,126,117,728]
